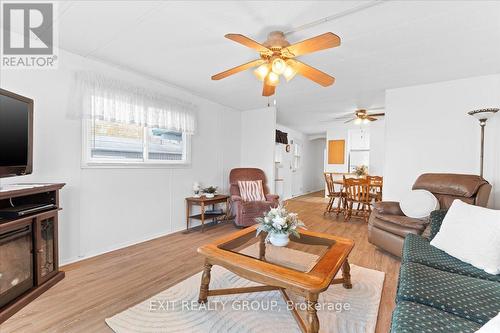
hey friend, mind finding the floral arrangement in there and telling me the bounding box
[193,182,201,197]
[354,165,368,177]
[255,204,306,241]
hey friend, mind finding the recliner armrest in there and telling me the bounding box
[265,194,279,203]
[373,201,405,216]
[231,195,242,202]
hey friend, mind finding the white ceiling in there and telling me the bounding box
[54,0,500,134]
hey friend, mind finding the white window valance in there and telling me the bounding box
[72,71,197,134]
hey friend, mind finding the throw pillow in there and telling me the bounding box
[400,189,440,219]
[238,180,266,202]
[430,200,500,275]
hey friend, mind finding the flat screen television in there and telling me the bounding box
[0,88,33,178]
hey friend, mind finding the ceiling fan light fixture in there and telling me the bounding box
[271,58,286,75]
[283,62,297,82]
[212,31,341,96]
[254,64,270,81]
[266,71,280,86]
[354,118,362,125]
[363,118,370,124]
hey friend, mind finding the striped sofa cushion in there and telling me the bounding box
[238,180,266,202]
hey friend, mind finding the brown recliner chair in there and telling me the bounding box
[368,173,491,257]
[230,168,279,227]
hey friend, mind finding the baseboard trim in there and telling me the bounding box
[60,229,174,266]
[283,188,324,200]
[60,219,225,267]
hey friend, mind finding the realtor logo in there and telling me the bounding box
[1,2,58,68]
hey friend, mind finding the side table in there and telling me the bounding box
[185,194,230,232]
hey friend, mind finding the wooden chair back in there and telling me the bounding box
[367,175,383,186]
[367,175,383,196]
[324,172,347,195]
[343,176,371,203]
[324,173,334,196]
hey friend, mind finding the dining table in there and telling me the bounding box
[330,176,383,214]
[333,178,383,188]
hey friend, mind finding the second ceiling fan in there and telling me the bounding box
[334,109,385,124]
[212,31,341,96]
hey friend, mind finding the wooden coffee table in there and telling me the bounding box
[197,225,355,333]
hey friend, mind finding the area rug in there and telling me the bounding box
[106,248,384,333]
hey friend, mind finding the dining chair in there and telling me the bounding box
[343,176,372,222]
[367,175,383,202]
[323,172,346,216]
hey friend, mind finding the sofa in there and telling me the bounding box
[229,168,279,227]
[391,210,500,332]
[368,173,491,257]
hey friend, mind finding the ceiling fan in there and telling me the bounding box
[328,109,385,124]
[211,31,341,96]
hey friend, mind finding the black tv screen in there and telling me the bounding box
[0,89,33,178]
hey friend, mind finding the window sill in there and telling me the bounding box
[81,162,191,169]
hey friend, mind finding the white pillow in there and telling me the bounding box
[475,312,500,333]
[400,189,439,219]
[430,200,500,275]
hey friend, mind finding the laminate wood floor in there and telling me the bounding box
[1,191,400,333]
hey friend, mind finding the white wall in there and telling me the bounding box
[275,124,325,199]
[324,121,385,175]
[384,74,500,208]
[305,138,327,192]
[240,107,276,192]
[0,49,242,264]
[369,119,386,176]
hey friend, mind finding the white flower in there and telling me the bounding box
[272,215,285,226]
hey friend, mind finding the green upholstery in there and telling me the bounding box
[392,208,500,332]
[397,262,500,324]
[429,209,447,240]
[391,301,481,333]
[402,233,500,283]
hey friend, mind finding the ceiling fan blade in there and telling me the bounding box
[284,32,340,57]
[368,113,385,117]
[292,60,335,87]
[344,118,356,124]
[225,34,271,54]
[211,59,265,80]
[262,82,275,96]
[367,117,378,121]
[330,111,356,120]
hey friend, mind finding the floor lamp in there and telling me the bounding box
[467,108,498,178]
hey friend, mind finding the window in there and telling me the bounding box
[77,73,195,167]
[292,143,301,171]
[84,119,189,165]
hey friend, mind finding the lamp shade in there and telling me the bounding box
[467,108,499,121]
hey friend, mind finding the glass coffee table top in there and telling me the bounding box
[218,232,336,273]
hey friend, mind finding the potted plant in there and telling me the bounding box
[255,204,306,247]
[203,186,217,198]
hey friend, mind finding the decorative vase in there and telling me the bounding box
[269,233,290,247]
[205,193,215,198]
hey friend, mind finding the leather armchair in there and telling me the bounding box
[368,173,491,257]
[229,168,279,227]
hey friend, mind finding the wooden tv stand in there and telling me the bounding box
[0,183,65,324]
